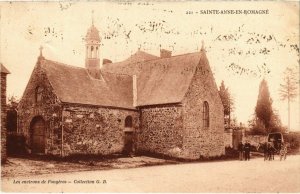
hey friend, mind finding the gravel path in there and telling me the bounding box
[2,155,300,192]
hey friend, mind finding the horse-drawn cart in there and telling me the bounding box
[267,132,287,161]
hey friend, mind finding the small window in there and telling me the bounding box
[202,101,209,128]
[125,116,133,128]
[35,86,43,103]
[91,46,94,58]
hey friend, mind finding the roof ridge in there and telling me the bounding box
[101,70,134,77]
[106,51,201,67]
[133,50,158,57]
[147,51,200,63]
[42,59,85,70]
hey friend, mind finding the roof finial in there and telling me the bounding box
[201,40,205,51]
[39,45,43,57]
[92,10,94,25]
[38,45,45,61]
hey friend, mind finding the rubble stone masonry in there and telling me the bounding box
[137,105,184,158]
[18,63,63,155]
[62,104,139,156]
[182,54,225,159]
[1,73,7,162]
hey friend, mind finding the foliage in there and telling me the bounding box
[7,133,27,155]
[279,67,299,131]
[249,79,286,135]
[255,79,273,131]
[6,96,19,132]
[283,132,300,153]
[248,117,266,135]
[219,81,234,128]
[279,67,298,101]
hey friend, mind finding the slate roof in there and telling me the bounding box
[103,52,202,106]
[135,52,202,106]
[1,63,10,74]
[38,50,203,108]
[102,50,159,75]
[40,59,133,109]
[86,25,101,41]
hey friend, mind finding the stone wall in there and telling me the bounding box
[244,134,266,146]
[62,104,139,156]
[224,130,233,148]
[181,53,225,159]
[18,62,63,155]
[137,105,184,158]
[1,73,7,162]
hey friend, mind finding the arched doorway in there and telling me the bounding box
[30,116,46,154]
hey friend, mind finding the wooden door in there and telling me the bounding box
[124,132,134,154]
[31,118,45,153]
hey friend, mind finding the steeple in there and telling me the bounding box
[85,11,101,79]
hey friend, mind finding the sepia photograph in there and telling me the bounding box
[0,1,299,193]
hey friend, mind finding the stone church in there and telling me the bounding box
[17,23,224,160]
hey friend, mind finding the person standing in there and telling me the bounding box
[263,142,268,161]
[244,140,251,161]
[238,141,244,161]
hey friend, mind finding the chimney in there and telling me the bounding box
[133,75,137,107]
[160,49,172,58]
[103,58,112,65]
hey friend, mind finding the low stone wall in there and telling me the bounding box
[62,104,139,156]
[224,131,233,148]
[244,135,266,147]
[137,106,184,158]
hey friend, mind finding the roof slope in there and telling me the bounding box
[136,52,202,106]
[1,63,10,74]
[40,59,134,109]
[38,50,202,108]
[102,51,202,106]
[102,50,159,75]
[123,50,159,64]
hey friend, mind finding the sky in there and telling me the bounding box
[0,1,299,130]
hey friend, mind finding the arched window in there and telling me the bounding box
[125,116,133,128]
[35,86,43,103]
[96,47,99,58]
[91,46,94,58]
[202,101,209,128]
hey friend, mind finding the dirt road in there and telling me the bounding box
[2,155,300,192]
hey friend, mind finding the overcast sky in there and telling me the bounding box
[0,1,299,130]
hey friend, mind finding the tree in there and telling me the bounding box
[219,81,234,128]
[7,96,19,133]
[269,111,286,133]
[255,79,273,133]
[279,67,299,131]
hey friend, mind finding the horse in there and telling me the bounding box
[279,143,288,161]
[256,142,269,161]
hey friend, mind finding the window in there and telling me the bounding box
[125,116,133,128]
[91,46,94,58]
[202,101,209,128]
[35,86,43,103]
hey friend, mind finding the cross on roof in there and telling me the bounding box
[39,45,43,56]
[92,10,94,25]
[201,40,205,51]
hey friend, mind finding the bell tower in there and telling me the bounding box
[85,12,101,79]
